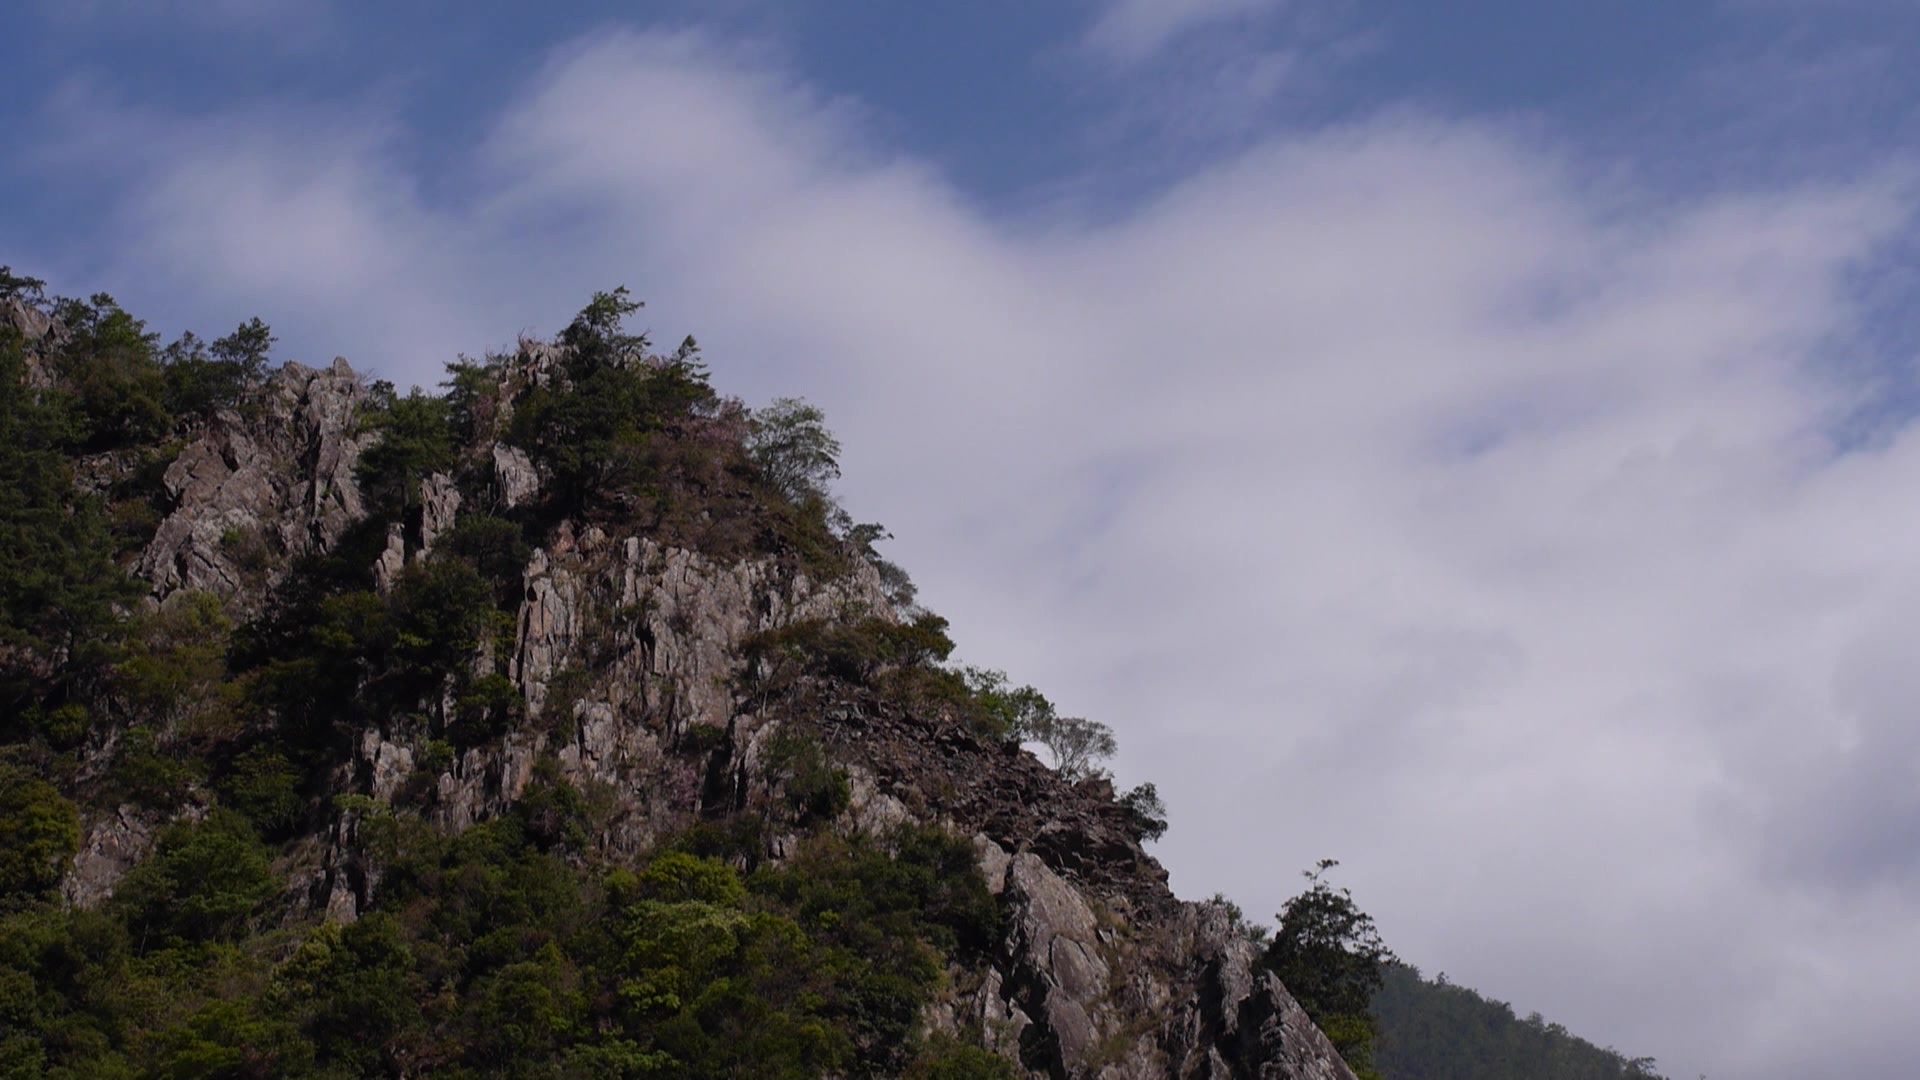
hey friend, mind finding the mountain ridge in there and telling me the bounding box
[1,282,1354,1079]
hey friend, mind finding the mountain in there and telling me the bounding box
[0,274,1356,1079]
[1372,965,1668,1080]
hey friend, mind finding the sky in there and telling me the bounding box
[6,3,1920,1077]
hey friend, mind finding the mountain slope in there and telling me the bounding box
[1372,965,1667,1080]
[0,279,1354,1080]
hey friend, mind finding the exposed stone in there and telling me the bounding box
[63,804,167,908]
[492,444,540,509]
[362,728,417,804]
[373,521,407,593]
[136,358,374,610]
[4,296,55,346]
[417,470,462,556]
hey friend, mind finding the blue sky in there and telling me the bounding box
[7,4,1920,1079]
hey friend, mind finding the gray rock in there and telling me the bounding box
[417,471,462,556]
[63,805,165,908]
[136,359,374,610]
[492,445,540,509]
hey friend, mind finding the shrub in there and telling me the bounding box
[1118,781,1169,842]
[112,810,278,950]
[905,1037,1020,1080]
[47,293,171,450]
[0,766,80,907]
[357,388,456,520]
[218,746,305,839]
[505,289,720,517]
[743,613,955,691]
[761,728,850,826]
[159,318,273,422]
[747,397,841,505]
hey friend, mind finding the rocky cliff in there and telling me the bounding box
[5,294,1355,1080]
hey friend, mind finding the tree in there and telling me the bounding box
[507,289,720,515]
[841,518,918,609]
[748,398,842,504]
[0,766,80,908]
[46,292,170,449]
[1118,781,1168,841]
[0,343,143,715]
[559,286,648,377]
[1031,712,1116,783]
[210,317,275,382]
[0,266,47,307]
[956,668,1118,780]
[442,354,504,443]
[112,810,278,949]
[1261,860,1395,1080]
[356,388,456,520]
[959,668,1055,743]
[162,317,275,420]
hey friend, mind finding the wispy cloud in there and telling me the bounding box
[1083,0,1288,63]
[28,28,1920,1080]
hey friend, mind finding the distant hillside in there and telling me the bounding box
[1374,964,1667,1080]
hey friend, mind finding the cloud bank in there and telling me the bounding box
[25,27,1920,1080]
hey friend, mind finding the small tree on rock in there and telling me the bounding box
[1262,859,1395,1080]
[748,397,842,504]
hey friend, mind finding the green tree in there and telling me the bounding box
[47,292,171,449]
[112,811,277,950]
[210,317,275,381]
[959,668,1055,743]
[357,388,456,520]
[442,354,505,444]
[1117,781,1168,841]
[160,317,274,421]
[507,289,720,516]
[1031,712,1116,783]
[1262,859,1395,1080]
[272,914,421,1075]
[0,266,48,307]
[559,286,648,374]
[0,767,80,908]
[956,668,1116,780]
[0,341,142,716]
[748,397,841,504]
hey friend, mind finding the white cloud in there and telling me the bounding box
[35,29,1920,1080]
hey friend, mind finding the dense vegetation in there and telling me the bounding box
[1372,965,1668,1080]
[0,783,1017,1077]
[0,271,1058,1078]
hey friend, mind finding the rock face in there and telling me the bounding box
[5,295,63,387]
[137,358,373,611]
[60,335,1355,1080]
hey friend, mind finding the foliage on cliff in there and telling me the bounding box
[0,275,1103,1078]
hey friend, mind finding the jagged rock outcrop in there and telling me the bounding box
[136,357,373,610]
[50,330,1355,1080]
[950,845,1355,1080]
[4,295,62,387]
[61,803,180,909]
